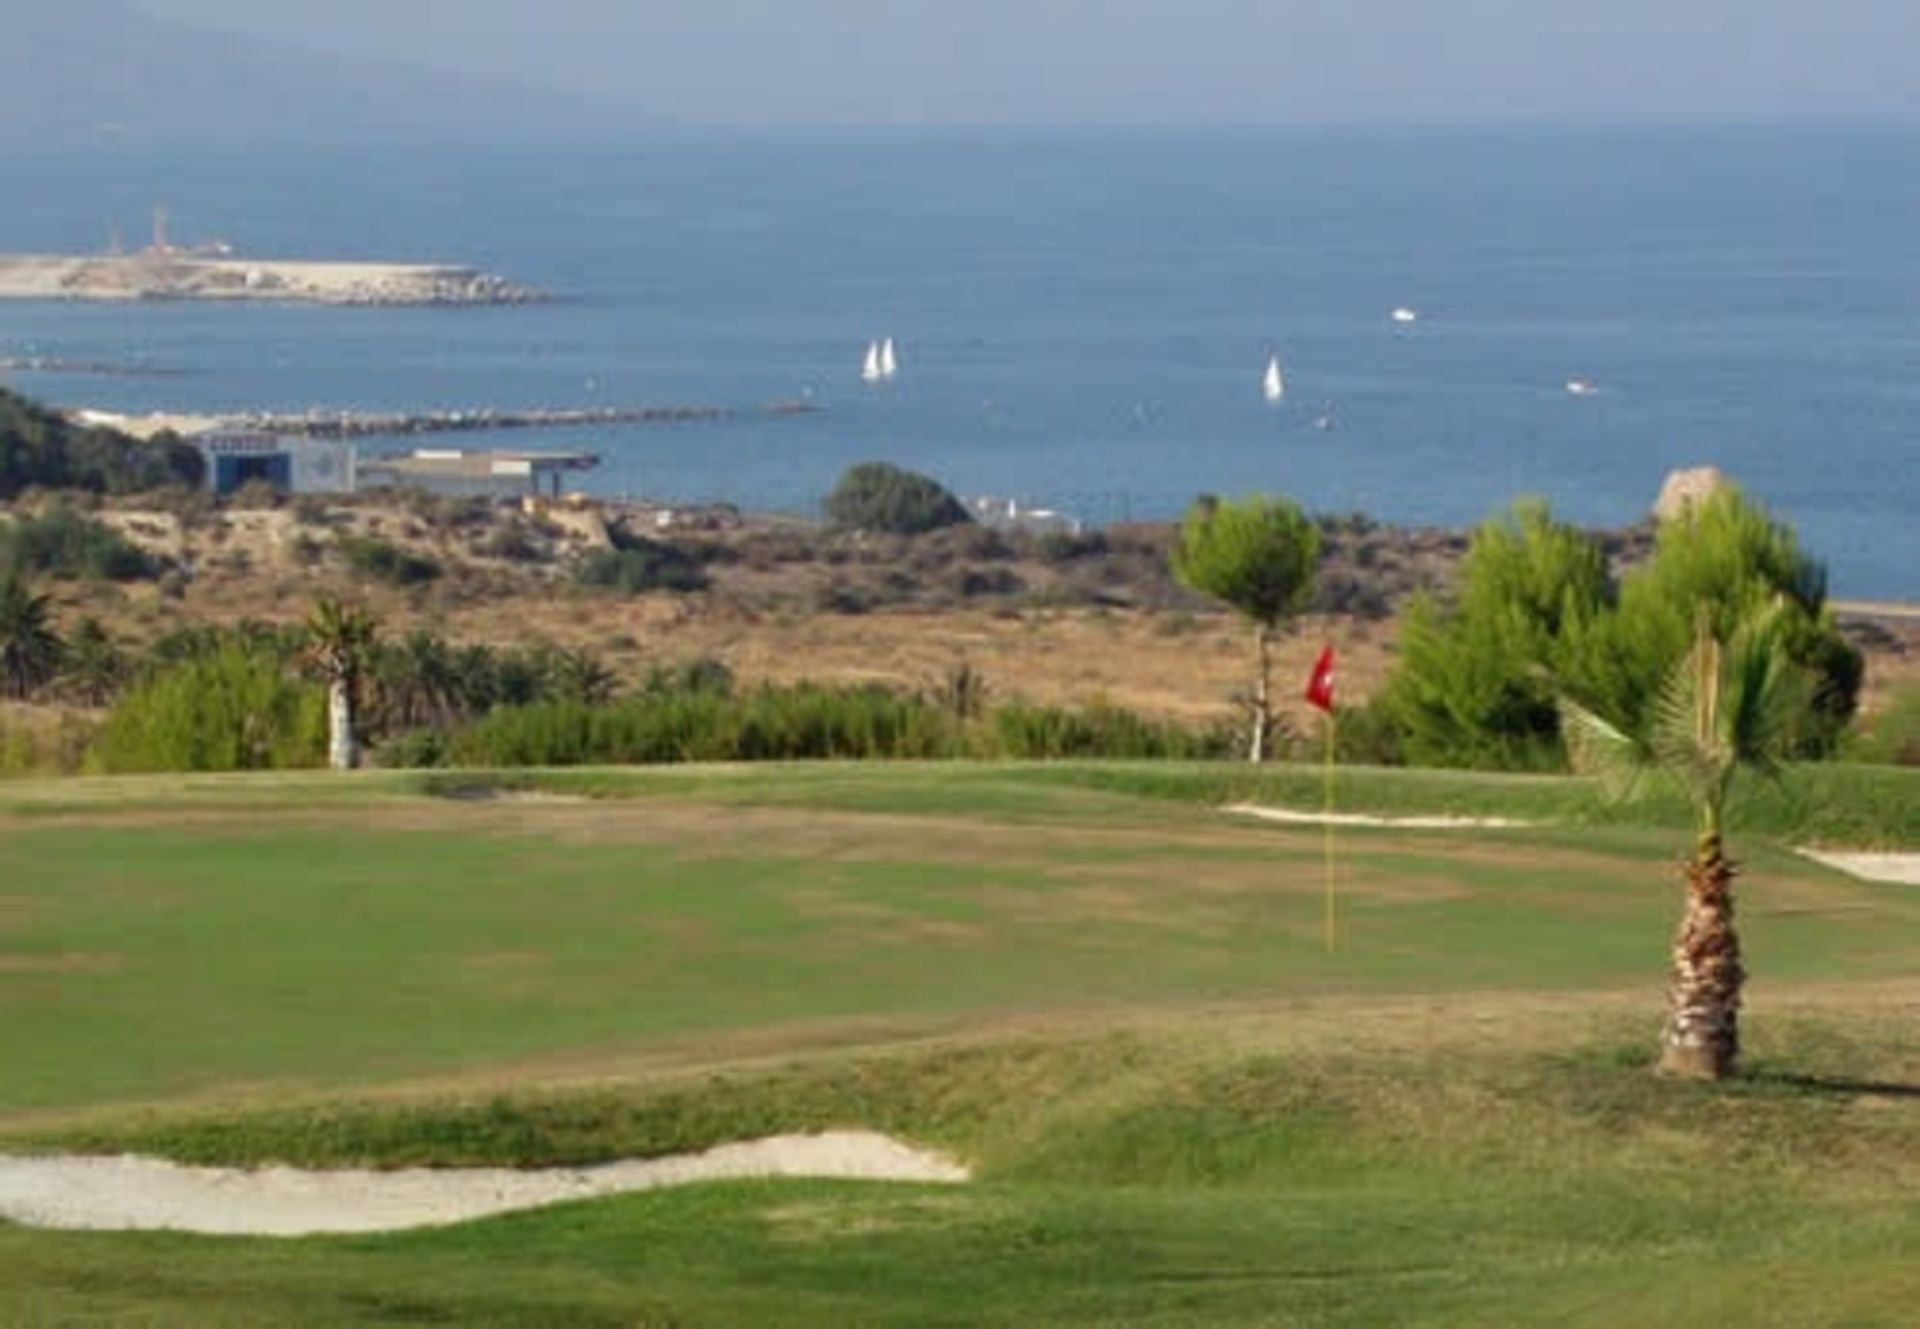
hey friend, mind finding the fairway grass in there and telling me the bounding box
[1,765,1915,1324]
[2,757,1915,845]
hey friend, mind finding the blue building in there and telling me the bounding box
[194,433,356,496]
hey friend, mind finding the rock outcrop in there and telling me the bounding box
[1653,466,1731,523]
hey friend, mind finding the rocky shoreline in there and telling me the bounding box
[0,254,545,306]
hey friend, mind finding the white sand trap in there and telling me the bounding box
[0,1132,968,1237]
[1225,803,1537,830]
[1798,851,1920,886]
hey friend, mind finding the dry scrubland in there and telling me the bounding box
[15,491,1909,731]
[52,495,1431,728]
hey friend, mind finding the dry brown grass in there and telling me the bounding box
[52,579,1398,734]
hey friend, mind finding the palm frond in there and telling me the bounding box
[1557,694,1653,802]
[1647,622,1734,817]
[303,596,379,681]
[1560,596,1812,836]
[1734,604,1811,773]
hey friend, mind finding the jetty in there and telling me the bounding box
[70,401,822,443]
[0,355,189,378]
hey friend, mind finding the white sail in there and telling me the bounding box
[1263,355,1285,403]
[880,337,898,378]
[861,341,882,382]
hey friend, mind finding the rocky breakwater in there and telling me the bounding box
[0,255,545,306]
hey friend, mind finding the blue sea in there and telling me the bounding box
[0,127,1915,597]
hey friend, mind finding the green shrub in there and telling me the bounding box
[0,387,203,498]
[0,708,94,776]
[1327,699,1406,766]
[824,462,972,535]
[637,657,735,697]
[91,643,327,772]
[339,536,441,587]
[1844,686,1920,767]
[418,680,1224,769]
[0,506,155,581]
[993,702,1228,760]
[1377,490,1862,769]
[441,684,965,767]
[376,728,451,770]
[575,542,708,594]
[1379,501,1610,770]
[144,621,304,672]
[1565,488,1860,757]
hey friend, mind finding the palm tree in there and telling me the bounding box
[374,630,460,732]
[551,646,618,706]
[450,644,502,719]
[0,573,63,701]
[60,616,125,707]
[304,597,379,771]
[1560,602,1807,1080]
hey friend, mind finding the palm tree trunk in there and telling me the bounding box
[1657,833,1745,1078]
[327,677,357,772]
[1249,623,1272,763]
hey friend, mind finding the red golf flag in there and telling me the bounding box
[1304,645,1337,713]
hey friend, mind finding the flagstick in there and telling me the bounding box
[1323,706,1337,954]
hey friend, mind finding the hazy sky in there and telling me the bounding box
[139,1,1920,126]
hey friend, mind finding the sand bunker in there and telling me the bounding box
[0,1132,967,1237]
[1225,803,1536,830]
[1798,851,1920,886]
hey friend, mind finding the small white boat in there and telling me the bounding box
[1391,307,1419,324]
[861,341,883,383]
[1565,378,1598,397]
[879,337,898,379]
[1262,355,1286,403]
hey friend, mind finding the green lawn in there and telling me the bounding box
[0,764,1915,1325]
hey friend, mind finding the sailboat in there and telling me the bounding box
[879,337,898,379]
[1262,355,1286,404]
[861,341,883,383]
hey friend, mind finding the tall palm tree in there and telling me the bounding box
[1560,602,1807,1080]
[304,597,379,771]
[0,573,63,701]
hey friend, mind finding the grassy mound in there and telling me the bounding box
[5,1011,1915,1326]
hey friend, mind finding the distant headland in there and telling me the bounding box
[0,208,543,307]
[0,253,544,306]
